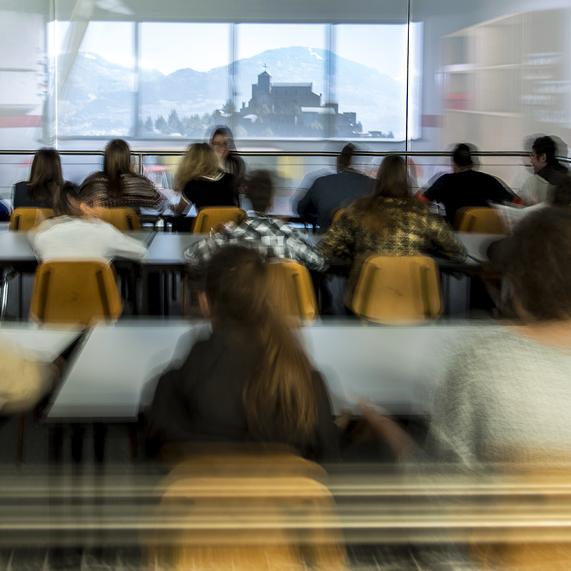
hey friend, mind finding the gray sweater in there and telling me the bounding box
[425,329,571,467]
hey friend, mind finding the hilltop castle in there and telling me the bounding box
[235,71,360,137]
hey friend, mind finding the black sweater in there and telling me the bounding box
[145,326,339,461]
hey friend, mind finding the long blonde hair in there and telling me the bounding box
[204,246,318,444]
[175,143,220,191]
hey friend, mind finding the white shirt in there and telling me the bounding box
[30,216,147,262]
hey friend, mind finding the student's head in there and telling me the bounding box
[244,170,274,214]
[199,246,318,444]
[337,143,357,172]
[373,155,410,199]
[506,207,571,322]
[530,136,557,173]
[210,125,236,160]
[103,139,134,196]
[174,143,220,192]
[56,179,104,218]
[549,176,571,207]
[28,148,64,201]
[452,143,475,172]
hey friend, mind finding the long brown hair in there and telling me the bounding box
[352,154,422,234]
[203,246,318,444]
[28,148,64,202]
[103,139,134,197]
[174,143,220,191]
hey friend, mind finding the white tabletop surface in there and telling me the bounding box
[48,320,499,420]
[0,323,81,361]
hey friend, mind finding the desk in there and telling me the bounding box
[142,232,201,270]
[0,323,81,361]
[48,320,498,421]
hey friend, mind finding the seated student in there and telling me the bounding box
[210,125,246,186]
[30,182,147,262]
[146,246,338,461]
[365,207,571,468]
[421,143,515,225]
[319,155,467,297]
[173,143,237,214]
[80,139,164,211]
[296,143,374,232]
[518,135,569,205]
[184,170,325,272]
[13,148,69,210]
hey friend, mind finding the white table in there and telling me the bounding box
[48,320,499,420]
[0,323,81,361]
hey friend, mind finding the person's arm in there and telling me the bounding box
[311,372,340,461]
[317,209,357,263]
[425,214,467,262]
[281,225,327,271]
[422,174,447,204]
[183,223,237,267]
[138,176,166,210]
[104,224,147,260]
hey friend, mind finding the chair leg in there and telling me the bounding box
[17,414,26,464]
[0,274,9,321]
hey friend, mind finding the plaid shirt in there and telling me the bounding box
[184,215,326,271]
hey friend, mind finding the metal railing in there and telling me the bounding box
[1,149,569,177]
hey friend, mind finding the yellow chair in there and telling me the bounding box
[266,259,318,322]
[9,208,54,231]
[455,207,506,234]
[351,255,442,324]
[193,207,246,234]
[96,207,141,231]
[30,260,122,325]
[150,450,348,571]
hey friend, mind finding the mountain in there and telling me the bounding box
[58,47,405,136]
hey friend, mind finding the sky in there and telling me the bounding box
[52,20,414,80]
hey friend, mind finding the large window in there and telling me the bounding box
[54,21,135,137]
[139,23,231,138]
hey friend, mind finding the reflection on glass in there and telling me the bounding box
[140,23,231,139]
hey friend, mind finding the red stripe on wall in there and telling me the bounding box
[0,116,43,128]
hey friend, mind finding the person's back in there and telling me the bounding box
[182,172,237,210]
[185,170,325,272]
[30,182,147,262]
[146,246,338,461]
[13,148,65,210]
[297,143,373,232]
[81,171,163,210]
[423,144,514,224]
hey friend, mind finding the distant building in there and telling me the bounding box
[237,71,361,137]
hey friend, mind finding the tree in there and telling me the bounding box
[155,115,167,133]
[167,109,183,134]
[143,117,154,133]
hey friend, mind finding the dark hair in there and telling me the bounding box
[28,148,64,203]
[53,182,81,216]
[244,170,274,213]
[103,139,134,197]
[337,143,356,172]
[506,207,571,321]
[550,176,571,207]
[210,125,237,152]
[452,143,474,168]
[373,155,411,199]
[532,136,557,165]
[203,246,318,444]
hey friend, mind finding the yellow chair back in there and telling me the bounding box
[9,208,54,231]
[96,207,141,231]
[266,259,317,323]
[351,255,442,324]
[455,207,506,234]
[193,207,246,234]
[30,260,122,325]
